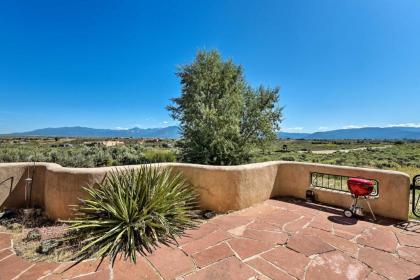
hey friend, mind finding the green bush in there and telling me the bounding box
[66,166,197,265]
[144,150,176,163]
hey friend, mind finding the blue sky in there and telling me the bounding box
[0,0,419,134]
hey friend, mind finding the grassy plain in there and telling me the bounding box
[1,137,419,177]
[1,137,419,218]
[253,139,420,179]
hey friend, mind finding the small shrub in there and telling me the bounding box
[66,166,197,265]
[280,156,296,161]
[144,150,176,163]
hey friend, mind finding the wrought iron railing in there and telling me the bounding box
[310,172,379,196]
[411,175,420,218]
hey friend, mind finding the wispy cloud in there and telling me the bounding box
[318,126,329,131]
[342,124,369,129]
[115,127,129,130]
[386,123,420,128]
[341,123,420,129]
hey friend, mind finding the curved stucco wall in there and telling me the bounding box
[0,161,410,220]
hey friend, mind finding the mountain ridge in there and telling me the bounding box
[280,127,420,140]
[3,126,180,138]
[2,126,420,140]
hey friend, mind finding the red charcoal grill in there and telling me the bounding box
[344,177,376,220]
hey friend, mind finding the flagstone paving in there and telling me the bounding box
[0,198,419,280]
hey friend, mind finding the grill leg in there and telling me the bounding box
[364,196,376,221]
[351,196,358,213]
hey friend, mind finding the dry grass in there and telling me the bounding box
[395,166,420,180]
[12,230,75,263]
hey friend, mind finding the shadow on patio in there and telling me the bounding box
[1,197,419,280]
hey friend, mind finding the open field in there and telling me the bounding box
[1,137,419,179]
[253,139,420,180]
[0,137,176,167]
[1,137,419,219]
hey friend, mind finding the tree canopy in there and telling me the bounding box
[168,50,282,165]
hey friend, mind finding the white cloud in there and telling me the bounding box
[341,123,420,130]
[386,123,420,128]
[318,126,329,131]
[115,127,129,130]
[283,127,304,132]
[342,124,369,129]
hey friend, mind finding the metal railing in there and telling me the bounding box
[310,172,379,196]
[411,175,420,218]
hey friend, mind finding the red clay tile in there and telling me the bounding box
[259,211,301,228]
[227,238,272,260]
[333,221,368,239]
[309,216,333,232]
[359,247,420,280]
[17,262,60,280]
[1,199,419,280]
[287,233,335,256]
[209,215,253,231]
[0,248,13,261]
[184,256,257,280]
[284,216,312,233]
[263,199,288,209]
[0,233,11,250]
[247,221,282,232]
[72,269,110,279]
[396,232,420,247]
[366,272,387,280]
[147,246,195,279]
[246,257,294,280]
[177,222,219,245]
[52,259,108,279]
[333,229,355,240]
[261,246,309,279]
[302,227,359,257]
[192,243,234,268]
[235,228,288,245]
[181,230,230,255]
[306,251,370,280]
[283,202,320,217]
[113,257,160,280]
[356,228,398,252]
[235,204,284,219]
[0,254,32,280]
[397,246,420,265]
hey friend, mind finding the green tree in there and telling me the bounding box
[168,50,282,165]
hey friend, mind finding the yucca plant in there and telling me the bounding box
[65,165,197,266]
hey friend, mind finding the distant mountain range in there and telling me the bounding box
[3,126,180,139]
[2,126,420,140]
[279,127,420,140]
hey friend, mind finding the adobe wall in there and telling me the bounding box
[0,161,410,220]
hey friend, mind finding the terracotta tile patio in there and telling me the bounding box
[1,198,419,280]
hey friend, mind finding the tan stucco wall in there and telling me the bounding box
[0,161,410,220]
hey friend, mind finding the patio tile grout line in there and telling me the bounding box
[0,247,11,252]
[281,215,306,233]
[108,259,113,280]
[2,198,419,280]
[0,252,14,262]
[144,253,172,280]
[11,263,35,280]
